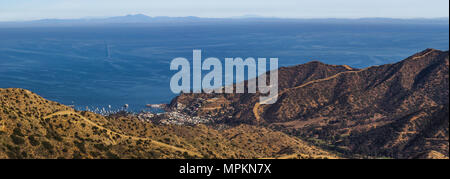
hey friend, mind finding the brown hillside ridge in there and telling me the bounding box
[1,49,447,159]
[0,88,336,159]
[170,49,449,159]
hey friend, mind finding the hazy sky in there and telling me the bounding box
[1,0,449,21]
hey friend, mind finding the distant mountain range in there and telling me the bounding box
[0,14,448,27]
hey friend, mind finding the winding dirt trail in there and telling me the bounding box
[252,49,436,122]
[253,69,358,122]
[44,111,203,157]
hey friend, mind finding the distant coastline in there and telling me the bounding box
[0,14,448,27]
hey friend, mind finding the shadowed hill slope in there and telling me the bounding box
[169,61,357,124]
[0,88,336,159]
[171,49,449,158]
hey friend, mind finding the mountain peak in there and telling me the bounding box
[124,14,150,18]
[404,48,446,62]
[126,13,148,16]
[106,14,152,22]
[170,49,449,158]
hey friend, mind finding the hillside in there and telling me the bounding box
[170,49,449,159]
[169,60,357,124]
[0,88,336,159]
[1,49,447,159]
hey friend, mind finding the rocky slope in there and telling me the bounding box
[171,49,449,158]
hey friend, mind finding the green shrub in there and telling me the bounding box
[106,151,119,159]
[28,136,40,146]
[45,130,63,141]
[11,135,25,145]
[12,128,24,136]
[41,141,54,153]
[74,141,86,153]
[72,151,82,159]
[93,144,109,151]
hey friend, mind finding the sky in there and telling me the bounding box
[0,0,449,21]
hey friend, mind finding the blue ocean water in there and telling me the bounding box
[0,22,448,112]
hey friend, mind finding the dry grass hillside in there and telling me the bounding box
[0,88,337,159]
